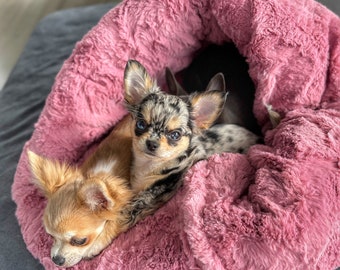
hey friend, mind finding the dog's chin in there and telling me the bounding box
[143,149,157,158]
[142,149,178,160]
[135,145,159,158]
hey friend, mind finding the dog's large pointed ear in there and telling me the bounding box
[165,67,188,96]
[190,90,227,130]
[205,73,226,93]
[79,181,116,212]
[124,60,160,106]
[79,177,131,213]
[27,150,80,198]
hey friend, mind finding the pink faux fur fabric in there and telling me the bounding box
[12,0,340,269]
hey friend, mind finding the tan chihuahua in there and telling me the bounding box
[28,116,134,268]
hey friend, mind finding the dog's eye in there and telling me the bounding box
[167,130,182,141]
[136,119,147,131]
[70,237,87,246]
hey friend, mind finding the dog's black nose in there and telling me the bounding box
[52,255,66,266]
[146,140,159,152]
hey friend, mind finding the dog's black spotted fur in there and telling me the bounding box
[122,60,260,231]
[123,171,184,226]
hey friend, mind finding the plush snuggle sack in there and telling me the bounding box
[12,0,340,269]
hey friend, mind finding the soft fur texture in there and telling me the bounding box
[12,0,340,269]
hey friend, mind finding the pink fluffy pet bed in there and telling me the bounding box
[12,0,340,269]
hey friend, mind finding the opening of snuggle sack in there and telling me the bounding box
[12,0,339,269]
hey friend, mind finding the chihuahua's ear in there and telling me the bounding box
[80,177,132,214]
[27,150,80,198]
[79,181,116,212]
[205,73,226,93]
[190,90,226,130]
[124,60,160,105]
[165,67,188,96]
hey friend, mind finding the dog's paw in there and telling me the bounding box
[265,104,281,128]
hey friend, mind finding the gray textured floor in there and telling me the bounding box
[317,0,340,15]
[0,0,120,91]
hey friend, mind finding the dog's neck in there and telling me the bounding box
[130,150,172,192]
[130,141,204,193]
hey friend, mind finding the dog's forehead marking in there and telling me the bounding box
[140,94,190,128]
